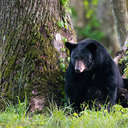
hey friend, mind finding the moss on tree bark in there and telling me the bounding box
[0,0,76,111]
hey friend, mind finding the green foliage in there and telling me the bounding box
[82,0,103,40]
[84,0,98,19]
[60,0,71,13]
[57,19,69,31]
[119,49,128,78]
[60,0,69,7]
[124,64,128,78]
[72,0,104,41]
[0,102,128,128]
[62,37,68,43]
[77,17,104,41]
[57,21,65,28]
[122,49,128,77]
[60,63,66,72]
[58,37,69,73]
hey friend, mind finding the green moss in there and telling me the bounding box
[0,71,2,81]
[4,55,17,78]
[0,3,75,108]
[26,47,42,59]
[60,0,70,10]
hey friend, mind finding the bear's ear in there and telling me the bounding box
[86,43,97,54]
[65,42,77,52]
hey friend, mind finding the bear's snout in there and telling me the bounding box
[75,60,86,73]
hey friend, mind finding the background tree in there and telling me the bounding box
[0,0,76,112]
[97,0,121,55]
[110,0,128,105]
[70,0,128,106]
[71,0,120,55]
[71,0,85,29]
[111,0,128,45]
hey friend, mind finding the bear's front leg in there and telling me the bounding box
[107,86,117,111]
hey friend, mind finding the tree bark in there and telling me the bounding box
[110,0,128,107]
[0,0,76,112]
[97,0,121,55]
[110,0,128,45]
[126,0,128,11]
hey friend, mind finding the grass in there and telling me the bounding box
[0,102,128,128]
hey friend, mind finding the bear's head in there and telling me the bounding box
[65,41,97,73]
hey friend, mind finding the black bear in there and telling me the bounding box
[65,39,124,111]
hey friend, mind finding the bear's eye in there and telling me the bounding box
[74,55,79,59]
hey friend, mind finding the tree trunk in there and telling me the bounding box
[0,0,76,112]
[97,0,121,55]
[126,0,128,11]
[110,0,128,45]
[110,0,128,107]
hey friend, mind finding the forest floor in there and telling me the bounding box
[0,102,128,128]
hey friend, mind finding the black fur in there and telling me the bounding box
[65,39,124,111]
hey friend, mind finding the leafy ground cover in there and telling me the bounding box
[0,102,128,128]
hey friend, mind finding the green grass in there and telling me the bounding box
[0,103,128,128]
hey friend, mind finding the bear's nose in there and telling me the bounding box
[75,60,86,73]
